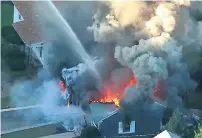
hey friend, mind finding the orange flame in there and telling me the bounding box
[92,77,166,106]
[59,80,66,92]
[58,76,165,107]
[152,79,166,101]
[93,77,137,107]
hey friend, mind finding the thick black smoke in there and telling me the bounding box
[88,0,202,110]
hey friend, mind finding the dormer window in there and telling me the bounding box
[118,121,135,134]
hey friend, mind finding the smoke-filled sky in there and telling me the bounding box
[88,0,202,108]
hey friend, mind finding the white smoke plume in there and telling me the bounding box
[10,70,85,129]
[115,33,171,98]
[88,0,201,108]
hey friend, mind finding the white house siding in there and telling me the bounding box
[31,42,46,67]
[25,42,49,68]
[13,5,24,23]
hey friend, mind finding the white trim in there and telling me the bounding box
[26,42,46,48]
[97,109,119,129]
[99,109,119,123]
[160,121,163,130]
[26,42,48,67]
[1,105,41,112]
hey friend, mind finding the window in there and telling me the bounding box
[39,47,43,58]
[19,15,21,20]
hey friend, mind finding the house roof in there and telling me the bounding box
[12,1,66,45]
[12,20,43,45]
[12,1,34,20]
[154,130,181,138]
[89,103,118,124]
[38,132,76,138]
[98,102,164,138]
[11,1,96,46]
[12,1,43,45]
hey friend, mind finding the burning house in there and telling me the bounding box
[8,1,202,137]
[58,59,166,109]
[11,0,190,109]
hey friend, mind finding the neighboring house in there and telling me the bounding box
[11,1,97,68]
[154,130,181,138]
[12,1,48,68]
[97,101,164,138]
[89,102,118,124]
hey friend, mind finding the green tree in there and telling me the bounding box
[162,107,174,125]
[194,123,202,138]
[2,26,24,45]
[164,108,186,136]
[2,43,26,71]
[80,126,101,138]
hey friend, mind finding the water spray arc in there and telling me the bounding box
[46,0,100,80]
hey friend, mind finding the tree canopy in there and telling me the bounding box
[194,123,202,138]
[2,43,26,71]
[2,26,24,45]
[164,108,186,136]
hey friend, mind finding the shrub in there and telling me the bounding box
[162,107,174,125]
[7,57,26,71]
[194,123,202,138]
[164,108,186,136]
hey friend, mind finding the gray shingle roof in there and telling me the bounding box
[98,102,164,138]
[90,103,118,124]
